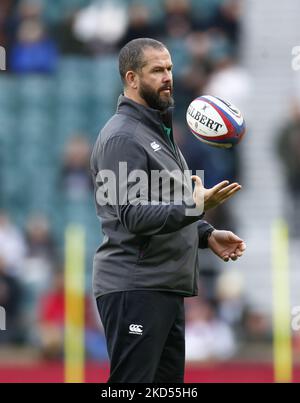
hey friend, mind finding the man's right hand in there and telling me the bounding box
[191,175,242,212]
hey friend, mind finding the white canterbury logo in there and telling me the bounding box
[129,324,143,335]
[150,141,161,152]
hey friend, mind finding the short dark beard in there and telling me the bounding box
[139,80,174,111]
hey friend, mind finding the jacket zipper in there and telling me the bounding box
[160,125,185,172]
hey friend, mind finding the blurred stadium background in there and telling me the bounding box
[0,0,299,383]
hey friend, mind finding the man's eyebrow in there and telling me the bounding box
[150,64,173,70]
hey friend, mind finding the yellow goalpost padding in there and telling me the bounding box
[271,219,292,383]
[64,225,85,383]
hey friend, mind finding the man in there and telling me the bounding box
[90,38,246,383]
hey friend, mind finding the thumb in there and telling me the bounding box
[191,175,204,188]
[228,231,244,243]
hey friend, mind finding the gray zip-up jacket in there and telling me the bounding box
[90,95,214,299]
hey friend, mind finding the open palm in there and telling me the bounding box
[208,230,246,262]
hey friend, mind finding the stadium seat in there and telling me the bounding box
[0,76,19,111]
[17,76,56,111]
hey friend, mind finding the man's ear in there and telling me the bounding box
[125,70,139,90]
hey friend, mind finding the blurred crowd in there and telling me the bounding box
[0,0,285,363]
[0,135,108,361]
[277,99,300,239]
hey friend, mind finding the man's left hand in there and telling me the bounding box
[208,230,246,262]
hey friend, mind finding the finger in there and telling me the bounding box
[219,185,242,202]
[211,180,230,195]
[233,243,247,258]
[237,241,247,251]
[227,232,244,243]
[217,183,241,196]
[191,175,203,188]
[230,241,246,255]
[230,253,238,261]
[235,250,244,257]
[219,188,241,204]
[223,256,229,262]
[217,190,241,206]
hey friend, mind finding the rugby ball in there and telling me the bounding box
[186,95,246,148]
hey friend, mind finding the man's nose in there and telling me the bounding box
[162,70,172,83]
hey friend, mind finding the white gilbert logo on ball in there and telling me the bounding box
[186,95,246,149]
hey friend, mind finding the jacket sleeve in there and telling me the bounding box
[94,134,204,236]
[197,220,215,249]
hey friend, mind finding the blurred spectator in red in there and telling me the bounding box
[9,17,58,73]
[0,254,24,344]
[38,269,64,359]
[38,269,107,360]
[277,100,300,238]
[60,135,93,202]
[0,211,26,276]
[293,330,300,359]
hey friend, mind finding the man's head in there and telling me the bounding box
[119,38,174,111]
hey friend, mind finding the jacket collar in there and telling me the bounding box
[116,94,185,171]
[116,94,174,131]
